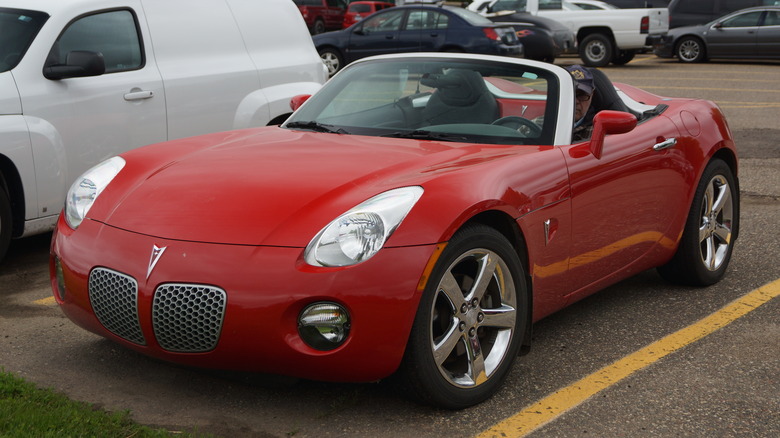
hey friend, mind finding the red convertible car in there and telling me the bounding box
[50,54,739,409]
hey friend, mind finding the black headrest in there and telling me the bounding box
[421,69,489,107]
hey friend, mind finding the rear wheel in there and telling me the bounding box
[579,33,613,67]
[312,19,326,35]
[676,36,706,63]
[612,50,636,65]
[658,159,738,286]
[400,225,527,409]
[0,187,12,262]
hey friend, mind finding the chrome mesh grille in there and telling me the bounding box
[152,284,226,353]
[88,268,146,345]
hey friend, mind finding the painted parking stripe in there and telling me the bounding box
[33,296,56,306]
[477,278,780,438]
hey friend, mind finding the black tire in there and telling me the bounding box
[318,47,343,77]
[312,19,326,35]
[612,50,636,65]
[579,33,613,67]
[676,36,706,63]
[0,187,12,262]
[658,159,739,286]
[399,224,528,409]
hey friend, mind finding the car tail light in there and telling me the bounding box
[640,16,649,34]
[483,28,500,41]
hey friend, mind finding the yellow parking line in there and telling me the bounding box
[639,85,780,93]
[477,278,780,438]
[33,296,56,306]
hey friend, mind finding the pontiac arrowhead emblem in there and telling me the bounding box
[147,245,167,279]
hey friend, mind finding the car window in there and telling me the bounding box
[0,8,49,73]
[50,10,142,73]
[405,10,449,30]
[350,4,372,13]
[763,10,780,25]
[720,11,762,27]
[287,59,557,146]
[677,0,714,14]
[362,9,404,32]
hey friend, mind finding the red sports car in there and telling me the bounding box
[50,54,739,409]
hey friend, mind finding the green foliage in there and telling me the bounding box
[0,370,192,438]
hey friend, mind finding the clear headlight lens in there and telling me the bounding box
[65,156,125,229]
[304,186,424,267]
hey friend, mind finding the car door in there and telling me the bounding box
[398,9,449,52]
[560,115,686,300]
[15,5,166,217]
[757,10,780,58]
[347,8,405,61]
[706,10,763,57]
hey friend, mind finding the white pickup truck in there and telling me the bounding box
[468,0,669,66]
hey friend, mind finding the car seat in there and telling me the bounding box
[587,67,632,114]
[421,69,500,126]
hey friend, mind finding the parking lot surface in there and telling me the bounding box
[1,54,778,437]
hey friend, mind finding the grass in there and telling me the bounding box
[0,369,202,437]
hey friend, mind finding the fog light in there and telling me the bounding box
[298,302,350,351]
[54,257,66,299]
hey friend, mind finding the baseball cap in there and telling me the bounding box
[565,65,594,95]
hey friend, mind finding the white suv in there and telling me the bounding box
[0,0,328,260]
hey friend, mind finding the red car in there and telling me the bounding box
[50,54,739,409]
[294,0,348,34]
[342,1,395,28]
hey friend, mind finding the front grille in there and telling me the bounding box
[152,284,227,353]
[88,268,146,345]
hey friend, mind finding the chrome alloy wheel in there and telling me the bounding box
[429,248,517,388]
[677,38,702,62]
[699,174,734,271]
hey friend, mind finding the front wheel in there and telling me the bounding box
[318,47,343,76]
[579,33,613,67]
[658,159,739,286]
[676,36,706,63]
[399,225,528,409]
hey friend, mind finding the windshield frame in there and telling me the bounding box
[284,56,561,146]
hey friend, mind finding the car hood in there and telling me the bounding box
[92,126,520,247]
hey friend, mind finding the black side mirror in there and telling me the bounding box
[43,50,106,80]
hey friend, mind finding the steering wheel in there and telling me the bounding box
[491,116,542,137]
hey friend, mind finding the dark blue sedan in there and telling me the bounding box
[313,5,522,75]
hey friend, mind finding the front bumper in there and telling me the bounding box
[50,215,439,382]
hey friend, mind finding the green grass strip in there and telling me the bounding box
[0,370,198,437]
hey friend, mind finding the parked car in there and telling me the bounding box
[488,12,576,62]
[0,0,327,262]
[667,0,775,28]
[651,6,780,62]
[313,5,521,75]
[294,0,349,34]
[343,1,395,28]
[51,52,739,409]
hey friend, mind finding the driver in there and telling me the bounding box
[565,65,597,142]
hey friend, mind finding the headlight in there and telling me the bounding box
[304,186,424,267]
[65,156,125,229]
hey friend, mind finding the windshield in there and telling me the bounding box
[285,58,559,146]
[0,8,49,73]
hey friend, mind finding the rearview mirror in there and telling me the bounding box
[589,110,637,159]
[43,50,106,80]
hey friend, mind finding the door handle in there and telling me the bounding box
[653,137,677,151]
[124,90,154,101]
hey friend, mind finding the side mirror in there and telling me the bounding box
[43,51,106,80]
[290,94,312,111]
[713,22,723,29]
[589,110,637,159]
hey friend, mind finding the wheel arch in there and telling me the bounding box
[0,154,25,238]
[577,27,615,46]
[461,210,533,354]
